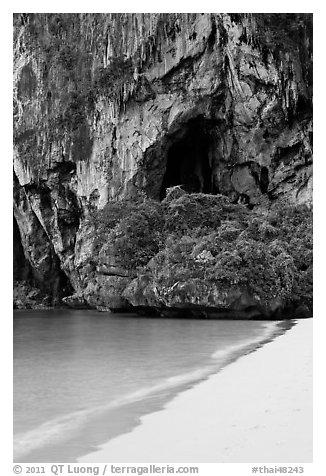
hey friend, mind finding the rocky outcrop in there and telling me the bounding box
[13,14,313,315]
[118,192,312,319]
[13,281,53,309]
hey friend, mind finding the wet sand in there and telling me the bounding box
[79,319,312,463]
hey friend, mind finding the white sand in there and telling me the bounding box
[79,319,312,463]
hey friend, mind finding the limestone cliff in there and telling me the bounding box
[13,13,313,315]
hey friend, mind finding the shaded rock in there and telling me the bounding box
[123,277,286,320]
[293,304,311,319]
[83,275,132,311]
[13,281,52,309]
[62,293,91,309]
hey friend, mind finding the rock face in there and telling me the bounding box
[13,14,313,316]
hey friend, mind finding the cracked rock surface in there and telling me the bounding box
[13,14,312,315]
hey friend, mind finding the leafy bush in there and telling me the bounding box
[94,56,134,96]
[86,192,312,313]
[163,193,248,235]
[253,14,312,53]
[88,196,164,270]
[112,204,164,270]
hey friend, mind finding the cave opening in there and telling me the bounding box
[160,117,216,200]
[260,167,269,194]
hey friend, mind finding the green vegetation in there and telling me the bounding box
[253,14,312,52]
[87,191,312,314]
[93,56,134,97]
[87,196,164,271]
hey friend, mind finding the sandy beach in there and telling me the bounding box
[79,319,312,463]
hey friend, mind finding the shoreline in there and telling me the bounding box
[79,318,312,463]
[15,317,286,463]
[14,306,311,320]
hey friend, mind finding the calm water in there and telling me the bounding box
[13,310,286,462]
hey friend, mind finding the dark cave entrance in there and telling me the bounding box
[160,117,216,199]
[260,167,269,194]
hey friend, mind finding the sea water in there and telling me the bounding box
[13,310,290,462]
